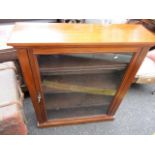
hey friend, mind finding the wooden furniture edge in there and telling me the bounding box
[16,48,46,123]
[37,114,114,128]
[32,46,138,54]
[27,49,48,122]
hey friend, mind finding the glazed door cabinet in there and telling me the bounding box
[27,47,146,127]
[30,50,134,126]
[7,23,155,127]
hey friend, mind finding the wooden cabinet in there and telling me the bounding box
[7,23,155,127]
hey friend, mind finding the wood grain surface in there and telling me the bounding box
[7,23,155,46]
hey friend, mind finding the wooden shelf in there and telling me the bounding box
[42,71,123,94]
[39,55,128,75]
[45,93,110,119]
[45,93,113,110]
[46,105,109,120]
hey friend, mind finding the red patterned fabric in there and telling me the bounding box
[0,61,27,135]
[0,104,27,135]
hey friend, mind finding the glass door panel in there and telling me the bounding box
[37,53,133,119]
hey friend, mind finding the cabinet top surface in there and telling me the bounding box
[7,23,155,47]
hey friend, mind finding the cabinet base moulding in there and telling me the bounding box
[37,114,115,128]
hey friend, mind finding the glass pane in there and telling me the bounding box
[37,53,133,120]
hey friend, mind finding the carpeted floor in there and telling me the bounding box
[24,84,155,135]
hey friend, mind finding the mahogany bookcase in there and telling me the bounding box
[7,23,155,127]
